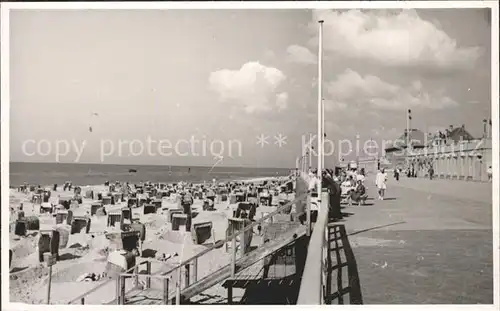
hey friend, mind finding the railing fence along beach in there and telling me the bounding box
[68,161,318,305]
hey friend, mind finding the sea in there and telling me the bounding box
[9,162,292,187]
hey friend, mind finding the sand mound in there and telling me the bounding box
[159,230,189,244]
[10,236,38,261]
[143,214,169,231]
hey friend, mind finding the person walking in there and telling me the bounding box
[394,167,400,181]
[181,190,194,231]
[428,165,434,180]
[487,166,492,182]
[375,168,388,200]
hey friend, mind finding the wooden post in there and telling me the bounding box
[227,285,233,304]
[146,261,151,289]
[134,265,139,288]
[192,258,198,284]
[240,223,246,258]
[120,275,126,305]
[163,277,169,305]
[176,266,181,305]
[47,265,53,304]
[116,276,121,305]
[231,235,236,277]
[184,264,191,287]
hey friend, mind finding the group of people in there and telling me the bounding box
[304,167,369,221]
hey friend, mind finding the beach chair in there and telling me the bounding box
[191,221,214,245]
[225,218,253,255]
[166,208,182,223]
[90,202,103,216]
[40,202,53,214]
[102,196,112,205]
[70,216,91,234]
[56,210,69,225]
[143,204,157,215]
[107,211,122,228]
[172,214,188,231]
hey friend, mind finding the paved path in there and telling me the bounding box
[329,177,494,304]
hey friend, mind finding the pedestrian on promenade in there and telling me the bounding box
[375,168,388,200]
[428,165,434,180]
[487,166,492,182]
[322,169,342,221]
[394,168,400,181]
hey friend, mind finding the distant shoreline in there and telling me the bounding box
[9,161,292,187]
[9,161,294,171]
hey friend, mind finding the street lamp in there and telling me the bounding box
[317,20,324,196]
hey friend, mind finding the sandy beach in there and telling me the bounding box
[9,175,292,304]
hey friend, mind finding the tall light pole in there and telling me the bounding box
[322,100,325,170]
[317,20,324,195]
[406,109,412,167]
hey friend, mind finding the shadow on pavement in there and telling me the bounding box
[348,221,406,237]
[325,224,363,305]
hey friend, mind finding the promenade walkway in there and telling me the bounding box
[327,176,494,304]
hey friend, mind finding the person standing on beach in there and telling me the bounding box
[181,190,194,231]
[375,168,388,200]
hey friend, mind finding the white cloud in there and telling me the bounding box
[311,9,481,71]
[276,92,289,111]
[327,69,459,110]
[286,45,317,65]
[209,62,287,114]
[324,99,348,111]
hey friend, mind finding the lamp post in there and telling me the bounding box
[317,20,324,195]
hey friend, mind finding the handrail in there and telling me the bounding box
[69,177,309,305]
[297,190,330,305]
[67,259,152,304]
[158,191,309,277]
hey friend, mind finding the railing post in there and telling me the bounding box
[231,235,236,277]
[184,264,191,287]
[134,265,139,288]
[192,258,198,284]
[146,261,151,289]
[120,275,126,305]
[163,277,169,304]
[240,224,246,258]
[116,275,121,305]
[176,266,181,305]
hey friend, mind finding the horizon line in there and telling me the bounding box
[9,161,295,170]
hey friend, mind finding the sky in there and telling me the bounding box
[9,8,492,168]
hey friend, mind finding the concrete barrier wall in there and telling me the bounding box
[297,191,330,305]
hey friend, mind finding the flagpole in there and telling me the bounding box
[317,20,324,195]
[322,99,325,170]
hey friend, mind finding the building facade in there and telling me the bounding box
[407,138,492,182]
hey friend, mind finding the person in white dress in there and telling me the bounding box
[375,168,388,200]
